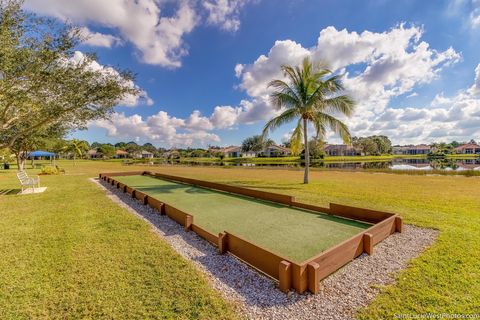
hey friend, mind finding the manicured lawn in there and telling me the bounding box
[115,174,370,263]
[0,163,238,319]
[150,165,479,317]
[1,160,479,318]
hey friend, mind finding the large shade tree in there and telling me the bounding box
[262,58,355,183]
[241,135,274,153]
[0,1,139,149]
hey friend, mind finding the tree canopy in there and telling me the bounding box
[0,0,138,148]
[241,135,274,152]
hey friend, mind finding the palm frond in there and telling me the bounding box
[261,107,300,140]
[322,95,355,117]
[314,112,352,143]
[289,119,303,156]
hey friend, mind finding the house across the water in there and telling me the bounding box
[133,150,154,159]
[324,144,361,156]
[258,145,292,157]
[115,150,129,158]
[218,144,291,158]
[392,144,432,155]
[453,143,480,154]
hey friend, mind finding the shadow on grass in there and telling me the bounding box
[0,189,20,195]
[98,179,304,307]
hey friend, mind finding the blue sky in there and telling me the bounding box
[25,0,480,147]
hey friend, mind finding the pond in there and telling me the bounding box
[162,157,480,172]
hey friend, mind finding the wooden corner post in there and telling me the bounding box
[307,262,320,294]
[363,233,373,255]
[395,216,403,233]
[184,215,193,232]
[218,232,227,254]
[279,261,292,293]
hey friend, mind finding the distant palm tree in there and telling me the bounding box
[65,139,89,166]
[262,58,355,184]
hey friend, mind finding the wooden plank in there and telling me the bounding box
[329,203,394,223]
[146,197,164,213]
[125,186,134,195]
[225,231,288,280]
[192,224,218,245]
[368,216,396,245]
[134,191,148,205]
[308,233,364,281]
[164,204,188,225]
[291,201,331,214]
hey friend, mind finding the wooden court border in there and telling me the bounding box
[99,171,403,294]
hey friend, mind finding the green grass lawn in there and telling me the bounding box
[1,160,479,318]
[142,164,480,317]
[0,163,238,319]
[115,174,370,263]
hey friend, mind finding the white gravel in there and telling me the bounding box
[93,178,438,320]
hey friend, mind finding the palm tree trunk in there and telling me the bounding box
[303,118,309,184]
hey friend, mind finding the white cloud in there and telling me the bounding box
[69,51,153,107]
[233,24,470,144]
[24,0,254,67]
[202,0,252,31]
[185,110,214,131]
[210,105,242,129]
[469,63,480,95]
[25,0,198,68]
[470,0,480,28]
[78,27,123,48]
[91,111,220,147]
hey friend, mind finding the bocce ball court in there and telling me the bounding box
[100,171,403,294]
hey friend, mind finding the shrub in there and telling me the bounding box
[40,166,59,175]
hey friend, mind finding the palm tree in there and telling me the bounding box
[262,58,355,184]
[65,139,89,165]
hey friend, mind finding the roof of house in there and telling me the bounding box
[116,150,128,155]
[141,150,153,155]
[324,144,357,151]
[393,144,431,150]
[266,144,291,152]
[410,144,431,150]
[454,143,480,150]
[221,146,241,153]
[87,149,98,155]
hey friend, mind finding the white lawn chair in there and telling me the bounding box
[16,171,41,193]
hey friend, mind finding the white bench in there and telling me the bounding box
[16,171,40,193]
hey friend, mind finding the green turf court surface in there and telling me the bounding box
[115,175,371,262]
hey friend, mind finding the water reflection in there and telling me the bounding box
[162,158,480,171]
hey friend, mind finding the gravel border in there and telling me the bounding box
[92,178,438,320]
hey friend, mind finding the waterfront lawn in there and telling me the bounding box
[1,160,479,318]
[148,165,480,318]
[0,164,237,319]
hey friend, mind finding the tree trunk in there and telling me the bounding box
[16,153,24,171]
[73,154,76,166]
[303,118,309,184]
[15,154,22,171]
